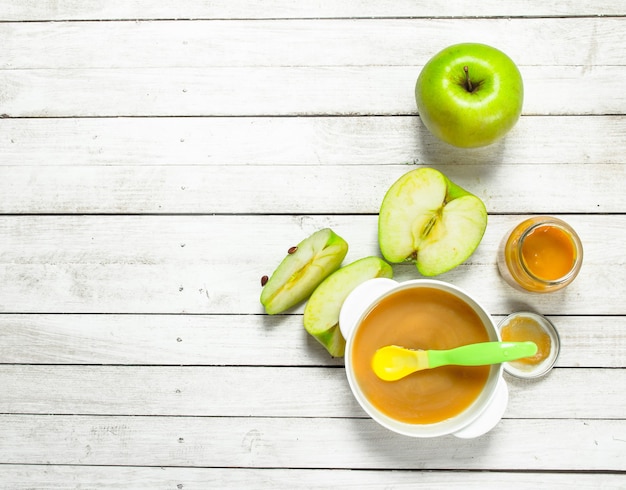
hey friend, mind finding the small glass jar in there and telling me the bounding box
[498,311,560,378]
[497,216,583,293]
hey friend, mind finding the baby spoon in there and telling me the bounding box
[372,341,537,381]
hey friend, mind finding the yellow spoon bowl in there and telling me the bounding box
[372,341,538,382]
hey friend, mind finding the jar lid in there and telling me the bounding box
[497,311,560,379]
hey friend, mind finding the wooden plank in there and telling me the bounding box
[0,313,342,367]
[0,3,622,485]
[0,163,622,214]
[1,116,625,166]
[0,366,622,419]
[1,66,624,117]
[2,18,625,69]
[1,1,624,21]
[0,215,621,315]
[0,465,623,490]
[0,314,622,368]
[0,415,623,470]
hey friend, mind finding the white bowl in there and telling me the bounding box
[339,278,508,438]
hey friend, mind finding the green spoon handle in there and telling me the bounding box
[428,341,538,369]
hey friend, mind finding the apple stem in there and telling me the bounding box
[463,66,474,92]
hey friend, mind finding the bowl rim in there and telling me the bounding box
[343,278,504,438]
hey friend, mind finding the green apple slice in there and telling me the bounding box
[378,167,487,276]
[260,228,348,314]
[303,256,393,357]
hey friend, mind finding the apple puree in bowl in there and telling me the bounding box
[351,287,490,424]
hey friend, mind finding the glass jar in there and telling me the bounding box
[497,311,560,378]
[497,216,583,293]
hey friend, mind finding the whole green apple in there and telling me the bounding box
[415,43,523,148]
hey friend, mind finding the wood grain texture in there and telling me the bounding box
[0,465,623,490]
[1,1,624,21]
[2,18,625,68]
[2,66,625,117]
[0,215,621,315]
[1,116,624,166]
[0,3,624,486]
[0,365,622,419]
[0,163,621,214]
[0,415,623,470]
[0,314,621,368]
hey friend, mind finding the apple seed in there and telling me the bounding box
[261,275,269,286]
[288,246,298,254]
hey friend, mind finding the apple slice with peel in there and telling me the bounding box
[303,256,393,357]
[260,228,348,314]
[378,167,487,276]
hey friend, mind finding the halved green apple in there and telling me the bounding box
[378,167,487,276]
[260,228,348,314]
[303,256,393,357]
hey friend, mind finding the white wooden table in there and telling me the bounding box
[1,2,625,488]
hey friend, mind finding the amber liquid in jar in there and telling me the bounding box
[497,217,583,293]
[501,315,551,366]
